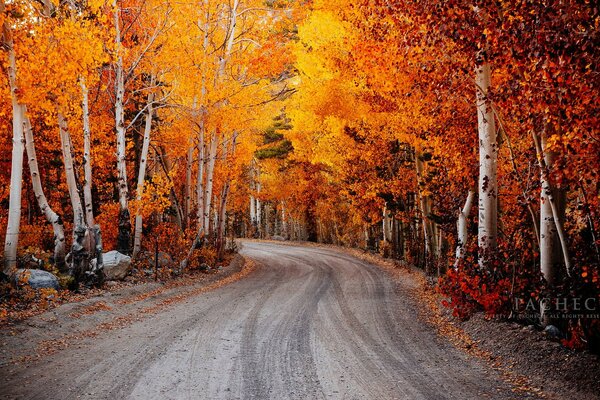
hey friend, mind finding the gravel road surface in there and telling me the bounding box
[1,241,521,399]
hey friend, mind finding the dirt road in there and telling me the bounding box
[1,241,525,399]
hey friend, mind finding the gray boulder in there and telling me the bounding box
[15,269,59,290]
[102,251,132,281]
[544,325,562,339]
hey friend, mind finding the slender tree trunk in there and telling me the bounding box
[58,114,85,228]
[184,146,193,228]
[250,195,256,229]
[114,0,131,254]
[281,201,288,239]
[532,127,571,276]
[475,52,498,268]
[415,152,436,271]
[216,134,237,254]
[203,132,218,237]
[196,127,206,230]
[24,111,66,271]
[219,0,239,76]
[132,87,155,258]
[455,190,475,269]
[382,204,392,243]
[256,181,262,237]
[80,79,102,270]
[59,113,89,279]
[81,79,95,227]
[2,21,25,273]
[192,0,210,245]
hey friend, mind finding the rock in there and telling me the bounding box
[102,251,132,281]
[544,325,563,339]
[217,265,223,271]
[15,269,59,290]
[271,235,286,241]
[522,324,536,332]
[199,263,211,272]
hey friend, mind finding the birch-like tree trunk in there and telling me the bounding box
[216,134,237,253]
[114,0,131,254]
[59,114,90,280]
[193,2,210,240]
[382,204,392,243]
[2,17,25,273]
[23,111,66,271]
[58,115,85,228]
[81,79,95,226]
[256,182,262,236]
[281,201,288,239]
[250,195,257,227]
[475,52,498,268]
[415,152,436,270]
[184,146,193,227]
[203,132,218,237]
[535,125,570,284]
[132,87,155,258]
[454,190,475,269]
[196,127,206,232]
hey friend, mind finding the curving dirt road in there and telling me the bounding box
[1,241,527,399]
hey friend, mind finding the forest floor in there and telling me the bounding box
[257,239,600,400]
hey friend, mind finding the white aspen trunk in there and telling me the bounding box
[185,97,198,229]
[59,113,91,281]
[454,190,475,269]
[81,79,101,270]
[250,196,256,226]
[114,0,131,253]
[256,181,262,237]
[132,87,155,258]
[194,0,209,239]
[216,134,236,247]
[215,137,231,249]
[217,182,231,256]
[415,153,436,266]
[185,146,193,226]
[219,0,240,76]
[196,127,206,230]
[281,201,288,238]
[24,111,66,271]
[534,127,571,278]
[203,132,218,236]
[58,114,85,228]
[3,22,25,273]
[475,55,498,267]
[383,204,392,243]
[80,79,95,227]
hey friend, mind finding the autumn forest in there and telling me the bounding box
[1,0,599,358]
